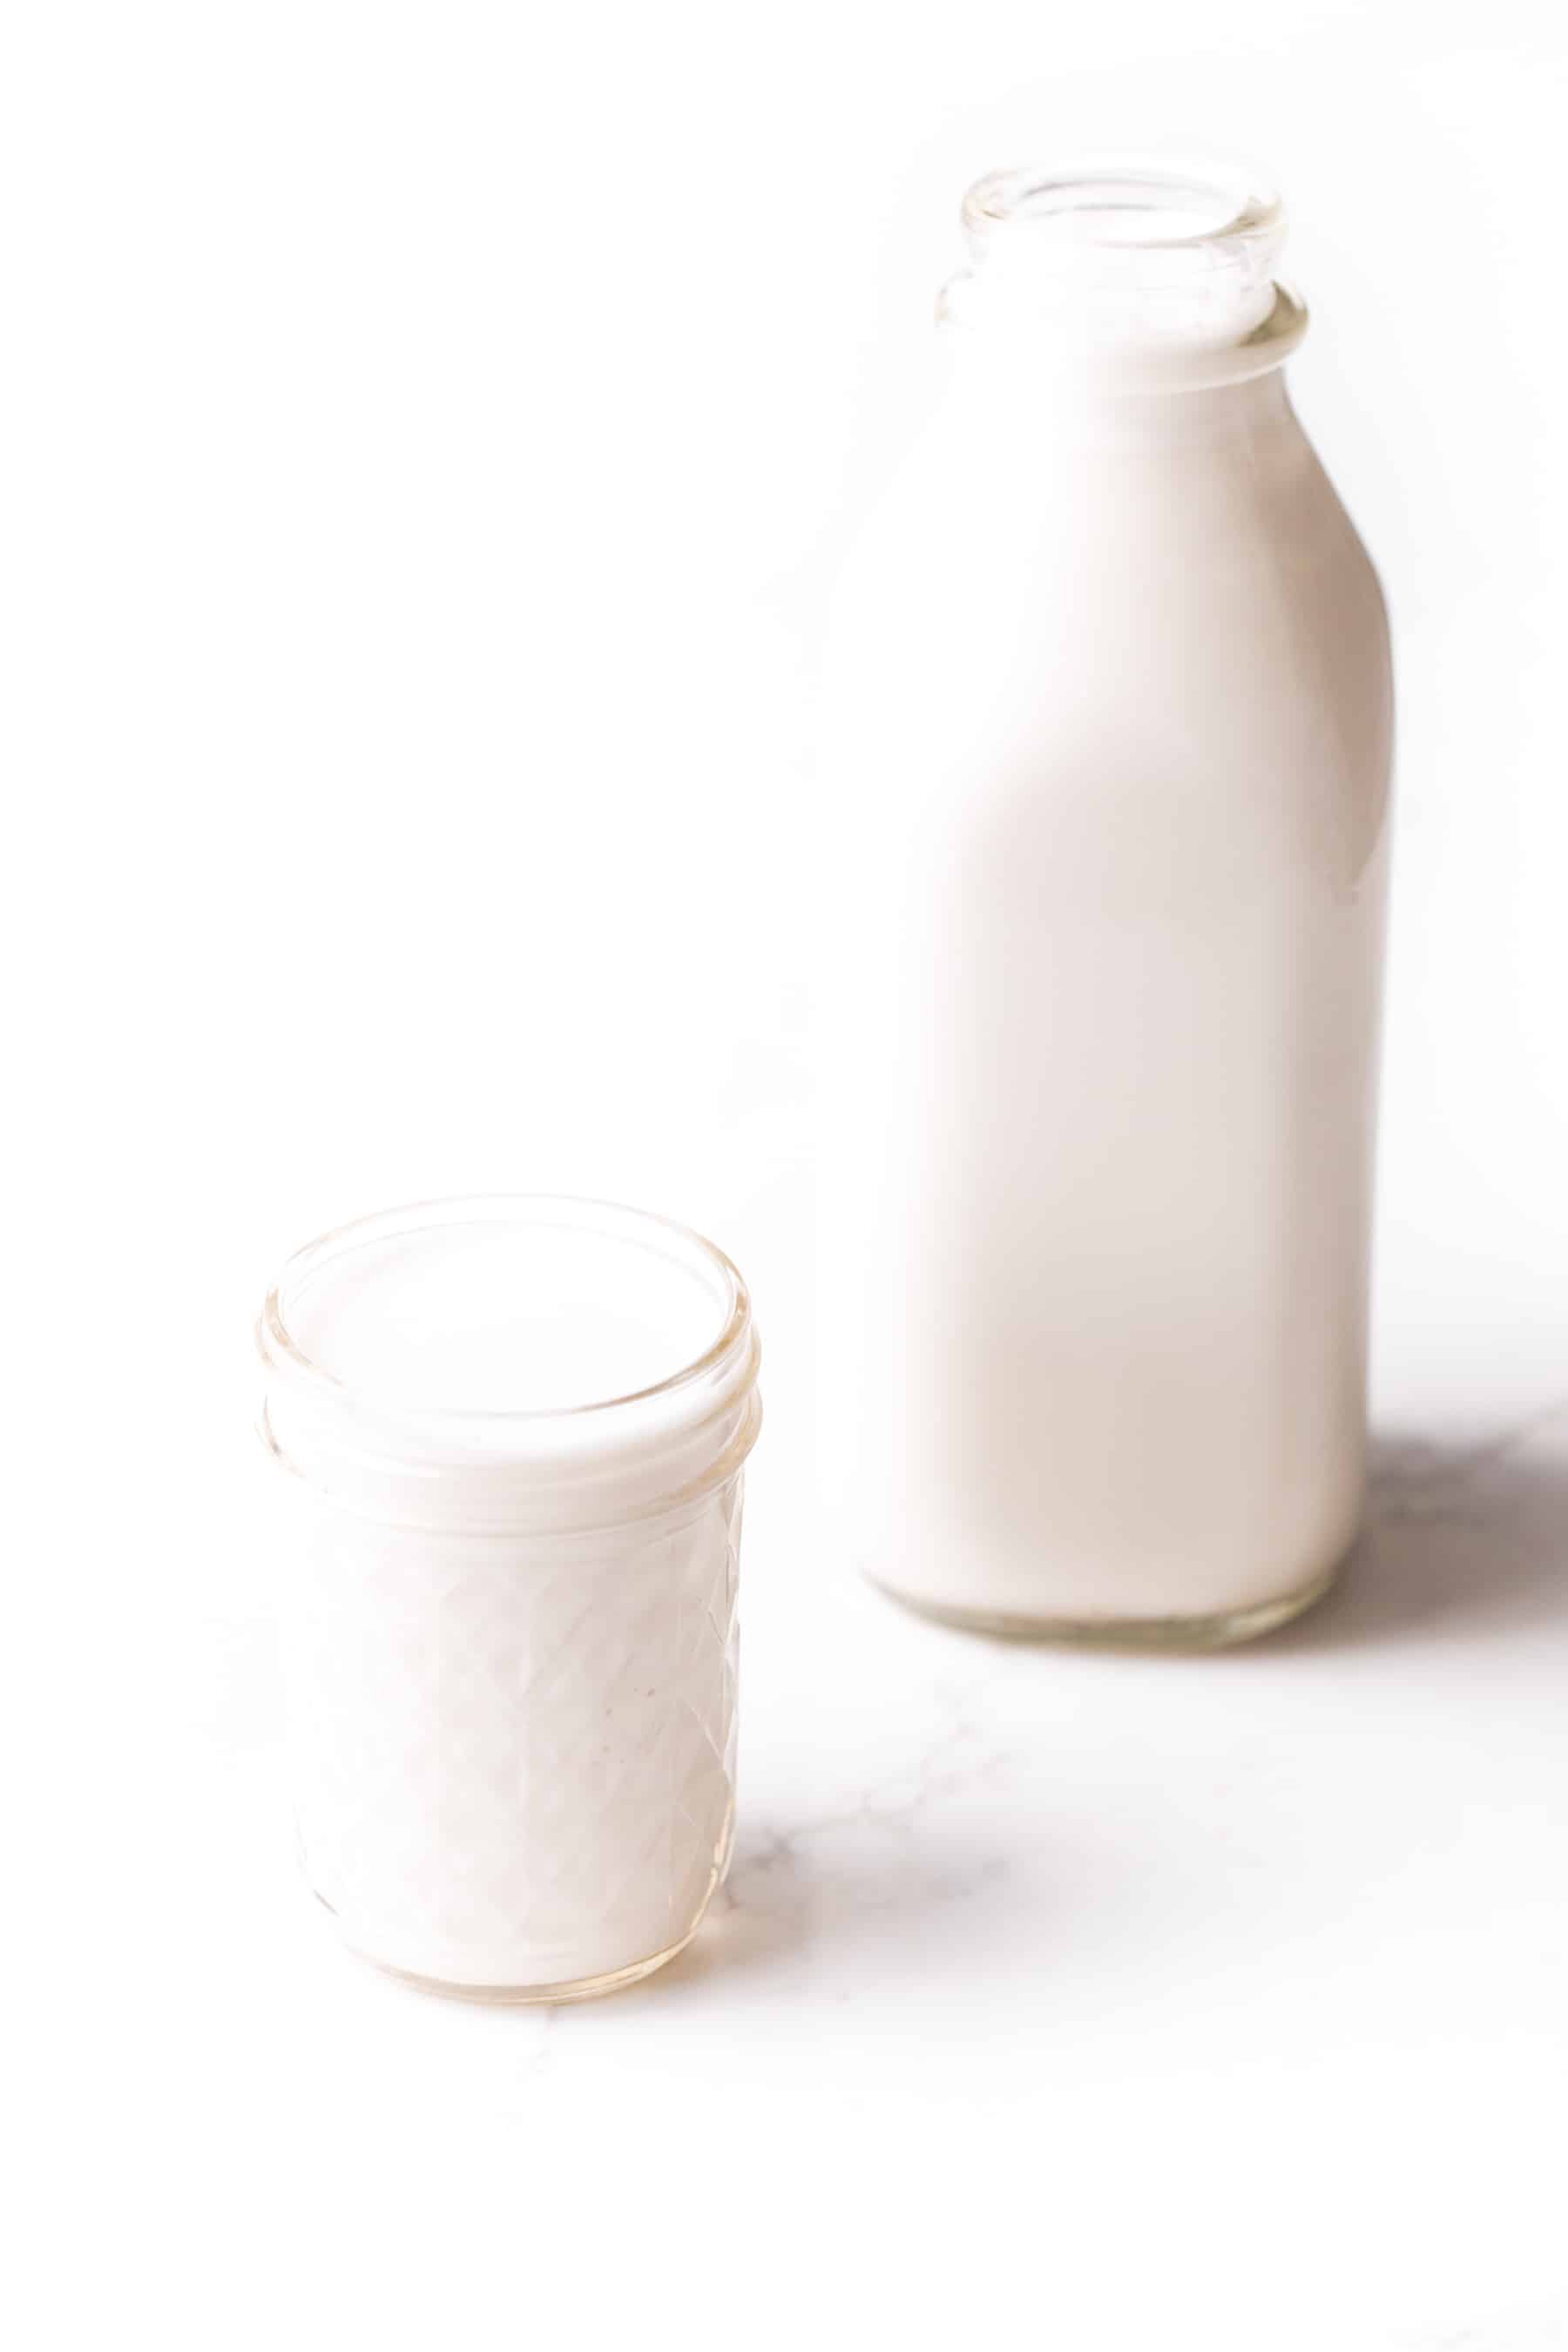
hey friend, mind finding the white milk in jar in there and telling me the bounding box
[258,1196,761,1998]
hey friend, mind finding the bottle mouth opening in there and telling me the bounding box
[943,153,1301,376]
[963,159,1281,256]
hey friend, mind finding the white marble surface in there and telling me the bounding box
[41,1357,1560,2352]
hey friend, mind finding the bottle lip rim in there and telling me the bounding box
[256,1192,756,1438]
[961,154,1283,256]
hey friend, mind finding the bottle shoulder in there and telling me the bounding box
[831,395,1389,689]
[821,392,1393,893]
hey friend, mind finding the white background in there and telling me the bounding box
[7,4,1567,2348]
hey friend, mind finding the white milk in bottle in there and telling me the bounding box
[818,159,1394,1644]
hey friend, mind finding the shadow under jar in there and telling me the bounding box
[256,1196,761,2001]
[818,157,1394,1645]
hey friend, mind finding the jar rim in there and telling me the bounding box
[257,1192,754,1433]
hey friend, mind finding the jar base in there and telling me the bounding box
[867,1553,1342,1650]
[340,1919,707,2006]
[305,1825,730,2006]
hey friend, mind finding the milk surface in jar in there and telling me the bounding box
[818,159,1394,1644]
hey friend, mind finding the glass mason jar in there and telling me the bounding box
[257,1196,761,2000]
[818,159,1394,1646]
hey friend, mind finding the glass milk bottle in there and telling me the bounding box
[818,159,1394,1645]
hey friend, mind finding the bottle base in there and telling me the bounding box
[868,1552,1342,1651]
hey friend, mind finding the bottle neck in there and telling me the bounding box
[937,342,1299,456]
[938,155,1307,399]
